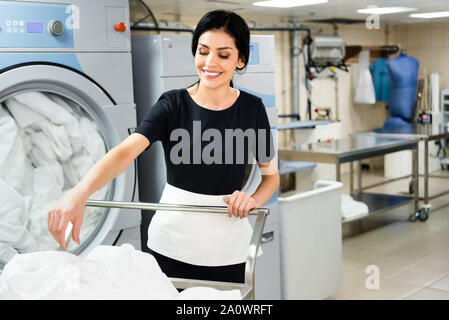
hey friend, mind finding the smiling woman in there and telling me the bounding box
[49,9,279,286]
[133,10,278,283]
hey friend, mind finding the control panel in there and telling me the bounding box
[0,0,74,48]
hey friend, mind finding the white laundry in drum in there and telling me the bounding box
[0,244,241,300]
[0,91,110,262]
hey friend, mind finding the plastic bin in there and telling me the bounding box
[278,180,342,300]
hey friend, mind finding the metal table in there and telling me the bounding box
[279,135,421,222]
[359,123,449,219]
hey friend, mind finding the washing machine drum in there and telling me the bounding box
[0,90,111,267]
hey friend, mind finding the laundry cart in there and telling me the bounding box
[84,200,269,300]
[278,180,342,300]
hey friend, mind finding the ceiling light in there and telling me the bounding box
[357,7,417,15]
[410,11,449,19]
[253,0,328,9]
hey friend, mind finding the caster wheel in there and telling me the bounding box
[409,212,418,222]
[409,180,415,194]
[418,208,429,222]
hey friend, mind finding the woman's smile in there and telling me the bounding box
[202,69,223,79]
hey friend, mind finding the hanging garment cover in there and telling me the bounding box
[387,52,419,122]
[369,57,391,102]
[354,50,376,104]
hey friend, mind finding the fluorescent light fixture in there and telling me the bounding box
[357,7,417,15]
[410,11,449,19]
[253,0,328,9]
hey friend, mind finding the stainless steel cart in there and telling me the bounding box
[279,135,421,222]
[84,200,269,300]
[359,123,449,221]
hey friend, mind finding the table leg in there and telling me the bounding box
[413,148,419,214]
[350,162,354,196]
[424,139,429,205]
[357,160,362,196]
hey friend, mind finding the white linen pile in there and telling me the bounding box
[0,244,241,300]
[0,91,109,262]
[341,193,369,221]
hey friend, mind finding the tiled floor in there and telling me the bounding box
[327,169,449,300]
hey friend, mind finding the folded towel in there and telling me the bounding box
[341,194,369,220]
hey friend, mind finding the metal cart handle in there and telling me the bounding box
[85,199,269,300]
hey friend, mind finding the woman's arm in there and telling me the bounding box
[224,158,279,218]
[48,133,149,249]
[251,158,280,208]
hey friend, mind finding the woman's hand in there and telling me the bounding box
[223,190,257,218]
[48,190,86,250]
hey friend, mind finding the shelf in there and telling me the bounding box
[342,192,413,223]
[279,160,316,175]
[277,120,330,131]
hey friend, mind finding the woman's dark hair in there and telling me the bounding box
[191,10,250,71]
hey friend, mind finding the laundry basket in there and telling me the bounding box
[278,180,342,300]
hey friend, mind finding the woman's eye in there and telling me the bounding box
[199,51,208,55]
[219,55,229,59]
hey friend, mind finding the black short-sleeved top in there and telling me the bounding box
[134,88,275,195]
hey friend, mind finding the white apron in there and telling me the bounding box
[147,183,261,266]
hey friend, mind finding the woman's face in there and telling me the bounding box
[194,29,245,90]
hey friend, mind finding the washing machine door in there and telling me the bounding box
[0,64,137,269]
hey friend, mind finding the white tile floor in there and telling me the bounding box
[327,169,449,300]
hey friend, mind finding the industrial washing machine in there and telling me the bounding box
[0,0,140,270]
[132,34,281,299]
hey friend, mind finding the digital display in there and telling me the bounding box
[27,22,43,33]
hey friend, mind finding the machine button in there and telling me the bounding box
[114,22,126,32]
[48,20,64,36]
